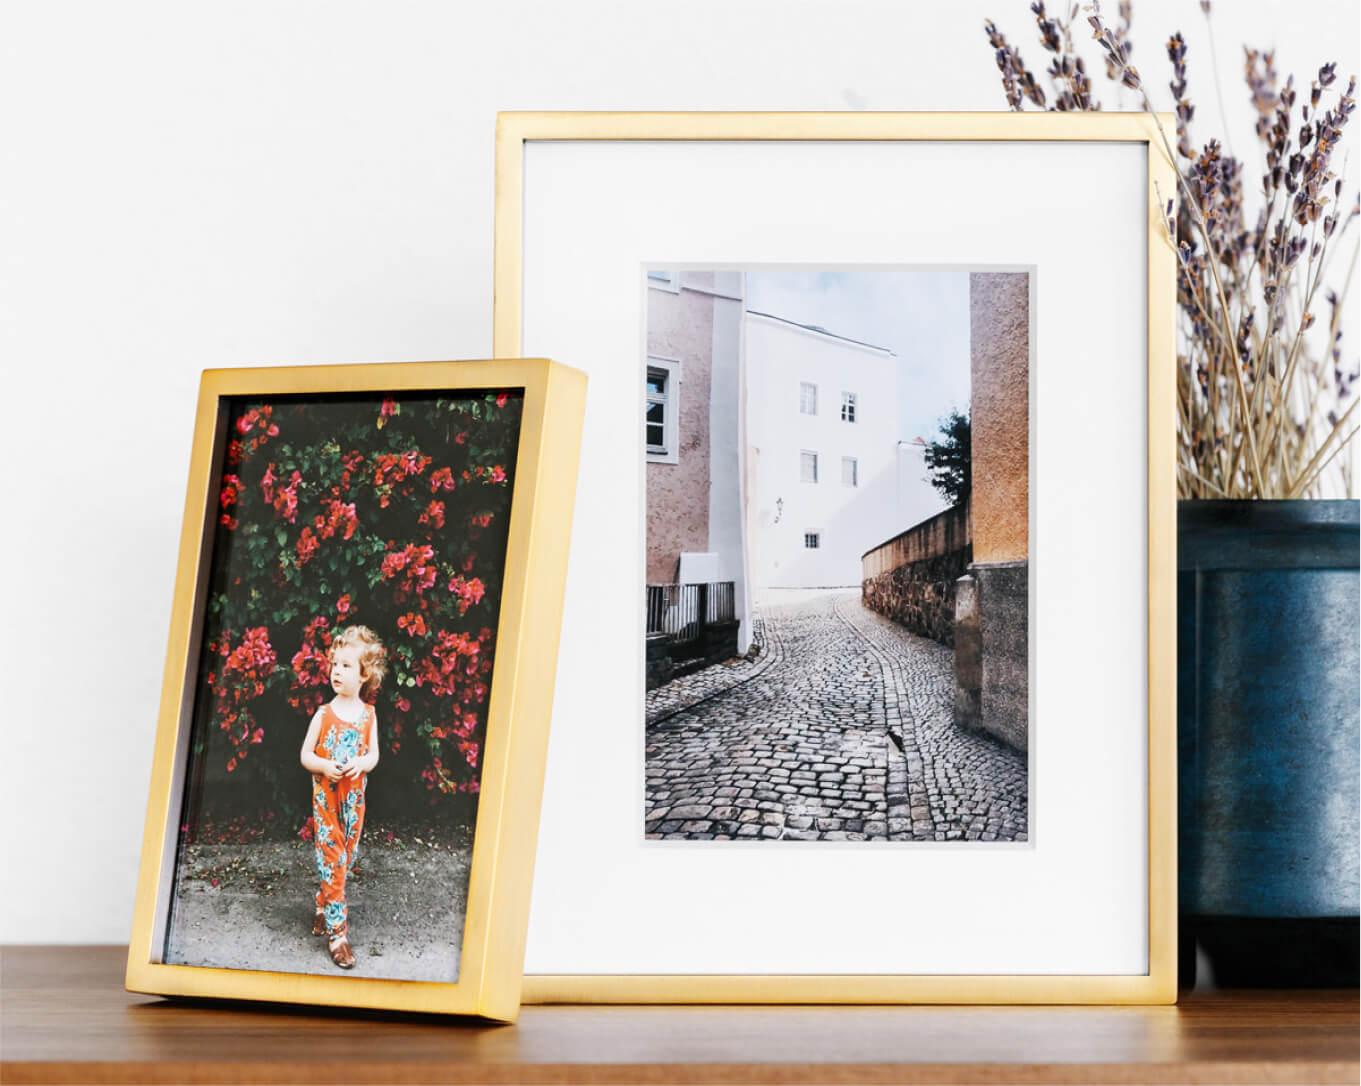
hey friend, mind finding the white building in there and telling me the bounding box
[743,310,906,592]
[896,438,951,543]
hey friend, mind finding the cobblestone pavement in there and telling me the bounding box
[645,616,782,726]
[644,590,1028,842]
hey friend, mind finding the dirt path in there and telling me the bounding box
[163,831,471,982]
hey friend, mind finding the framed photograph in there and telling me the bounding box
[494,113,1176,1003]
[126,359,586,1020]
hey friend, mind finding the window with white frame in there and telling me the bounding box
[841,391,858,422]
[804,532,820,549]
[646,269,680,293]
[800,450,818,483]
[646,356,681,463]
[842,456,858,487]
[799,381,818,415]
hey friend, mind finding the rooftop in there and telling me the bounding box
[745,309,894,355]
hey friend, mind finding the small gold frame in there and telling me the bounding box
[494,111,1177,1005]
[126,358,587,1021]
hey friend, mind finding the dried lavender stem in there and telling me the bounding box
[1288,402,1358,496]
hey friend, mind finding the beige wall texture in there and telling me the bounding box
[646,274,716,583]
[969,273,1029,563]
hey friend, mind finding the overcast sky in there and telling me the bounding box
[744,269,971,444]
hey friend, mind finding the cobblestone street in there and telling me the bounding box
[644,590,1028,842]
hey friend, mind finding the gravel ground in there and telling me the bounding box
[162,828,471,982]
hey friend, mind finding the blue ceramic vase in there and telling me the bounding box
[1178,499,1359,986]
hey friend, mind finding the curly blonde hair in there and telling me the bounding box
[329,624,388,701]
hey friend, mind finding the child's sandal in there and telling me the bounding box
[311,908,326,937]
[327,926,355,970]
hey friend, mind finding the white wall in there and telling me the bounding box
[745,315,900,590]
[705,273,752,652]
[2,0,1356,943]
[896,442,951,540]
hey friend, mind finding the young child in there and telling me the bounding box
[299,624,386,969]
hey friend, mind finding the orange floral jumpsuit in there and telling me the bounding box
[311,702,373,935]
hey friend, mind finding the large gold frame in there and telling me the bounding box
[126,358,587,1021]
[494,112,1177,1005]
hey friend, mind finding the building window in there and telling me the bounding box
[842,456,858,487]
[804,532,820,549]
[799,381,818,415]
[646,356,681,464]
[800,450,818,484]
[841,391,857,423]
[647,269,681,293]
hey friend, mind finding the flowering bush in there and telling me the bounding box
[181,390,523,834]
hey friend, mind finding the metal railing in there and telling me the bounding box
[646,581,735,645]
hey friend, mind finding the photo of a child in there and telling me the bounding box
[161,388,524,982]
[299,625,387,969]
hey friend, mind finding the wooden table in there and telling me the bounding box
[2,947,1355,1084]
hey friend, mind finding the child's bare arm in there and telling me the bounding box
[300,709,342,778]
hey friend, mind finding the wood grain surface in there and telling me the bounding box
[2,946,1355,1084]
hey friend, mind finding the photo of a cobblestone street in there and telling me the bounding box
[643,269,1030,844]
[645,591,1027,841]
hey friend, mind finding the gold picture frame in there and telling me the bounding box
[126,358,586,1021]
[494,112,1177,1005]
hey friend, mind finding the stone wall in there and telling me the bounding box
[862,547,972,646]
[954,561,1028,751]
[645,621,742,692]
[861,504,971,646]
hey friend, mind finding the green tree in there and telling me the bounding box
[923,409,971,507]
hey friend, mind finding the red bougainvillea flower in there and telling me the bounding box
[313,499,358,541]
[414,628,490,700]
[219,475,243,529]
[224,627,277,694]
[234,405,280,455]
[220,474,242,509]
[335,594,353,617]
[397,612,429,637]
[377,398,398,429]
[268,469,302,523]
[429,467,456,493]
[447,574,486,614]
[288,616,332,714]
[226,439,245,466]
[373,449,433,507]
[339,450,365,491]
[418,499,445,530]
[208,627,278,771]
[380,542,438,600]
[296,526,320,566]
[467,464,509,486]
[495,392,509,408]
